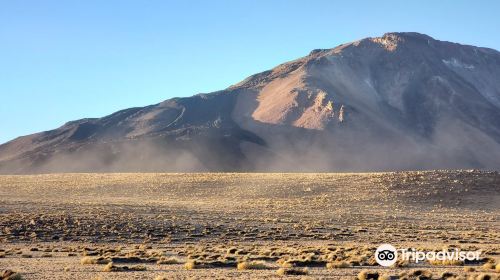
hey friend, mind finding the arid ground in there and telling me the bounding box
[1,171,499,279]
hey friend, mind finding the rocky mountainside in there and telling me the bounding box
[2,32,500,173]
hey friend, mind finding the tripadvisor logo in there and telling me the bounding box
[375,244,398,267]
[375,244,481,267]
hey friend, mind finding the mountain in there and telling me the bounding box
[2,32,500,173]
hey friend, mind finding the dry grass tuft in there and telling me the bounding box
[102,262,146,272]
[277,260,293,268]
[482,262,495,270]
[392,259,409,268]
[226,247,237,254]
[80,256,109,265]
[2,270,24,280]
[276,267,308,276]
[237,261,268,270]
[326,261,350,269]
[5,274,24,280]
[441,271,456,279]
[464,266,476,272]
[184,260,198,270]
[399,269,434,280]
[476,273,493,280]
[429,259,464,266]
[102,262,117,272]
[378,274,391,280]
[357,270,379,280]
[411,269,433,278]
[157,256,183,265]
[129,265,147,271]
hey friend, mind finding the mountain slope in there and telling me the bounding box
[2,32,500,173]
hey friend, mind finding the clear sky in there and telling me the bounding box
[1,0,499,144]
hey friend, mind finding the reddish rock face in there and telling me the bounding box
[2,32,500,172]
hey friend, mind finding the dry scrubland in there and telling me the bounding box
[0,171,499,279]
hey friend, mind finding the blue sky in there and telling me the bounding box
[1,0,499,144]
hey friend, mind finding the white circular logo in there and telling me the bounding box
[375,244,397,267]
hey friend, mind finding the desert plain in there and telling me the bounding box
[0,170,499,279]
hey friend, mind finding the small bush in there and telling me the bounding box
[80,256,109,265]
[326,261,350,269]
[184,260,198,270]
[441,271,456,279]
[393,259,409,267]
[2,270,24,280]
[482,262,495,270]
[379,274,391,280]
[410,269,433,278]
[102,262,146,272]
[429,259,464,266]
[278,260,293,268]
[464,266,476,272]
[357,270,379,280]
[476,273,493,280]
[226,247,237,254]
[237,261,268,270]
[130,265,146,271]
[102,262,116,272]
[276,267,308,276]
[157,257,183,265]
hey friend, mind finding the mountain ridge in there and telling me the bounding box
[2,32,500,173]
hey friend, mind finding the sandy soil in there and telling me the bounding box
[0,171,499,279]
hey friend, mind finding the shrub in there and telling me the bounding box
[184,260,198,270]
[102,262,146,272]
[103,262,115,272]
[379,274,391,280]
[237,261,268,270]
[80,256,109,265]
[276,267,308,276]
[2,270,24,280]
[441,271,456,279]
[429,259,464,266]
[476,273,493,280]
[157,257,183,265]
[464,266,475,272]
[326,261,350,269]
[357,270,380,280]
[482,262,495,270]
